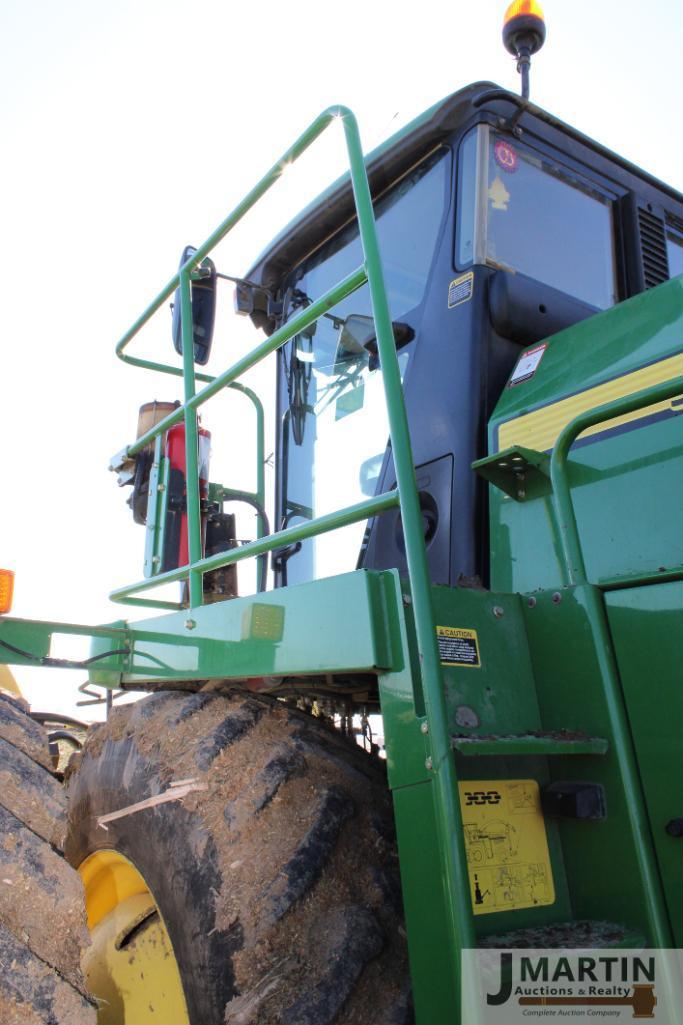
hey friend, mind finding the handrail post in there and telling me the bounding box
[341,109,477,982]
[179,266,204,608]
[550,374,683,587]
[546,377,683,949]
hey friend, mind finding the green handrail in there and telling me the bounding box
[111,492,400,602]
[548,375,683,949]
[111,105,476,988]
[550,374,683,587]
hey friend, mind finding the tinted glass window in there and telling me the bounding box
[280,149,449,585]
[486,132,616,308]
[457,126,617,310]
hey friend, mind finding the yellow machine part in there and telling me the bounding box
[0,664,23,697]
[79,850,189,1025]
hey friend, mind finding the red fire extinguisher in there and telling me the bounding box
[162,421,211,571]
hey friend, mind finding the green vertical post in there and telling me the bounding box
[229,381,267,590]
[340,107,476,989]
[548,381,682,949]
[179,266,203,608]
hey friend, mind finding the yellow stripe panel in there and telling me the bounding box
[498,352,683,453]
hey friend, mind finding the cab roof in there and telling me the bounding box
[246,81,682,293]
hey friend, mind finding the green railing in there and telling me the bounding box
[550,374,683,589]
[546,379,683,949]
[111,105,476,971]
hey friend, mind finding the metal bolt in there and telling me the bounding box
[492,605,505,619]
[402,594,412,606]
[420,721,429,735]
[152,555,160,565]
[517,489,526,499]
[425,756,433,771]
[552,592,562,605]
[185,619,197,630]
[157,483,166,493]
[527,596,537,608]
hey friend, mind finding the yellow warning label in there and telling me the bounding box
[436,626,480,667]
[448,271,474,308]
[458,779,555,916]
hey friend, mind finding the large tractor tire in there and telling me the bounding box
[0,692,96,1025]
[65,690,412,1025]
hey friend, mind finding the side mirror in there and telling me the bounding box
[171,245,217,366]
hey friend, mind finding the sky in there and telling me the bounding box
[1,0,681,717]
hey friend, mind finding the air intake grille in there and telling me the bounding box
[638,207,669,289]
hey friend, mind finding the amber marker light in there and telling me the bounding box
[502,0,546,100]
[0,569,15,615]
[503,0,546,27]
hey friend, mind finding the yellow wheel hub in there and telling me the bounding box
[79,850,190,1025]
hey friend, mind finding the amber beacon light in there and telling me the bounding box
[502,0,546,100]
[0,569,15,615]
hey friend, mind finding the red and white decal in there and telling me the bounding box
[494,139,518,173]
[509,343,547,387]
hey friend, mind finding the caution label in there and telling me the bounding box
[458,779,555,916]
[437,626,480,667]
[448,271,474,308]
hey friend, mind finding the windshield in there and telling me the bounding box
[457,126,617,310]
[279,148,449,585]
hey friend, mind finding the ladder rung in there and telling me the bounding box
[451,731,608,756]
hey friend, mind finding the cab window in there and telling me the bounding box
[457,125,618,310]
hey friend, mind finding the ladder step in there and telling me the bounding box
[479,920,644,950]
[451,731,608,757]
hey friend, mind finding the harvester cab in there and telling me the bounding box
[118,2,682,605]
[3,5,683,1025]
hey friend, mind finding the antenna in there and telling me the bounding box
[502,1,547,101]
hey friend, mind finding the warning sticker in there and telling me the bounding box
[508,343,547,387]
[448,271,474,308]
[437,626,480,667]
[494,138,519,173]
[458,779,555,916]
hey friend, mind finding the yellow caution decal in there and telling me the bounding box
[458,779,555,916]
[436,626,480,667]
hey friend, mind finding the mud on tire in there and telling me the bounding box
[0,693,95,1025]
[66,691,413,1025]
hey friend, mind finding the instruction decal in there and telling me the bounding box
[458,779,555,916]
[508,342,547,387]
[436,625,480,668]
[448,271,474,309]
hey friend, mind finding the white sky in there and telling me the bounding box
[1,0,681,718]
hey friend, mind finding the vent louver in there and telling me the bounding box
[638,207,670,289]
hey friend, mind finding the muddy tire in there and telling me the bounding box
[0,693,95,1025]
[66,691,412,1025]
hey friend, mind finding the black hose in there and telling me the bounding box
[0,638,130,669]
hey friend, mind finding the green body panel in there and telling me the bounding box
[101,570,397,686]
[488,278,683,594]
[606,581,683,946]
